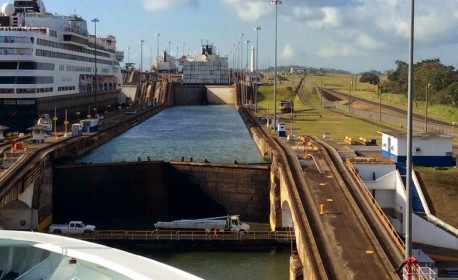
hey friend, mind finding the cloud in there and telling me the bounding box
[220,0,271,21]
[312,7,341,29]
[141,0,198,11]
[281,43,294,59]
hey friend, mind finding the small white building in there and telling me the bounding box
[379,131,453,167]
[27,125,48,143]
[0,125,8,142]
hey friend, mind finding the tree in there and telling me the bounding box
[445,82,458,107]
[359,72,380,85]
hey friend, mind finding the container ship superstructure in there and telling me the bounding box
[0,0,124,132]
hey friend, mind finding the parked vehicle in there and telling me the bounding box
[154,215,250,233]
[48,221,95,234]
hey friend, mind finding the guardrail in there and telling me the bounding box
[63,230,296,242]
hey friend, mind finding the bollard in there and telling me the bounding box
[320,204,325,214]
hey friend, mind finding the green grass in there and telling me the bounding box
[257,73,458,229]
[414,166,458,228]
[256,81,400,143]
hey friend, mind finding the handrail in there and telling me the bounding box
[69,230,296,242]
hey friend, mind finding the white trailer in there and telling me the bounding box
[154,215,250,233]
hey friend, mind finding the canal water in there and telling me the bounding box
[80,105,289,279]
[80,105,264,163]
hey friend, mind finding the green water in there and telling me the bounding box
[136,247,290,280]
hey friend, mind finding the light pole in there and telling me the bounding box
[155,33,160,65]
[245,40,250,71]
[240,33,244,73]
[182,42,185,56]
[168,41,171,54]
[140,39,144,73]
[126,47,130,66]
[272,0,282,130]
[245,40,251,105]
[425,83,431,132]
[405,0,415,259]
[254,26,261,113]
[91,18,99,114]
[379,81,384,121]
[349,81,352,113]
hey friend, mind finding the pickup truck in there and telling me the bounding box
[48,221,95,234]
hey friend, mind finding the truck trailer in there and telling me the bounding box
[154,215,250,233]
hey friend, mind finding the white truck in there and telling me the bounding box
[48,221,96,234]
[154,215,250,233]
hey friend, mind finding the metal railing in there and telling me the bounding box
[70,230,296,242]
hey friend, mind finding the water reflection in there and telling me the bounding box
[80,105,264,164]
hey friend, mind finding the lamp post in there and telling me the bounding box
[379,81,384,121]
[349,81,352,113]
[126,47,130,66]
[91,18,99,114]
[155,33,160,65]
[255,26,261,113]
[140,39,144,73]
[168,41,171,54]
[240,33,244,73]
[245,40,251,106]
[425,83,431,132]
[405,0,415,259]
[271,0,282,130]
[245,40,250,71]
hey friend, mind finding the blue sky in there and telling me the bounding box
[42,0,458,73]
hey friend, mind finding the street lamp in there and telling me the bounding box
[240,33,244,73]
[405,0,415,259]
[155,33,160,65]
[91,18,99,114]
[140,39,144,72]
[349,81,352,113]
[126,47,130,66]
[425,83,431,132]
[168,41,171,54]
[245,40,250,71]
[245,40,250,106]
[271,0,282,130]
[254,26,261,113]
[379,81,384,121]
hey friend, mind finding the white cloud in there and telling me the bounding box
[316,42,358,59]
[355,33,386,50]
[221,0,271,21]
[281,43,294,59]
[141,0,196,11]
[307,7,341,29]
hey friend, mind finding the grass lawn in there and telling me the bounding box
[415,166,458,229]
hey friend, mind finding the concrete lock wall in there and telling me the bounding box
[169,162,270,223]
[52,161,270,224]
[206,86,236,105]
[172,85,236,106]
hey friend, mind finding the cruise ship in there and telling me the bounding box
[0,230,203,280]
[0,0,124,132]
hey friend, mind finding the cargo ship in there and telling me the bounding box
[0,0,124,132]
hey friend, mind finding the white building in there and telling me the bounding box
[379,131,453,167]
